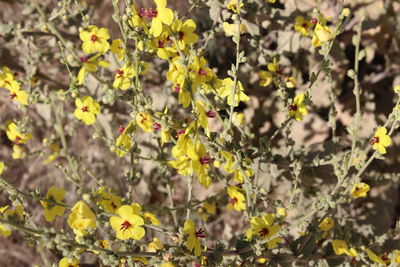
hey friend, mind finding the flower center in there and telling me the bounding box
[81,106,89,112]
[178,31,184,41]
[206,110,216,118]
[139,8,158,18]
[120,220,132,232]
[195,228,206,238]
[157,39,165,48]
[80,56,88,63]
[199,156,213,165]
[116,69,124,78]
[381,253,389,261]
[288,104,297,111]
[259,227,269,237]
[198,69,208,76]
[229,197,238,205]
[91,34,98,42]
[9,93,17,99]
[153,122,162,131]
[176,129,185,137]
[174,84,181,93]
[14,136,21,144]
[370,136,379,144]
[311,18,318,24]
[118,126,126,134]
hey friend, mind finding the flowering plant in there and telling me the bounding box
[1,0,400,266]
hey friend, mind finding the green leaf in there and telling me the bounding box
[242,19,260,36]
[235,239,253,260]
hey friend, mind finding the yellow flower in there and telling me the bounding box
[341,8,350,17]
[232,112,245,128]
[59,257,79,267]
[392,250,400,264]
[90,239,109,254]
[189,57,214,85]
[370,126,391,154]
[169,126,211,187]
[149,0,175,37]
[144,212,160,226]
[223,22,246,36]
[41,186,66,222]
[351,182,370,198]
[131,4,148,30]
[267,57,281,74]
[247,213,281,249]
[0,206,11,237]
[195,101,210,137]
[68,201,97,237]
[161,130,171,145]
[77,54,110,85]
[0,161,4,175]
[184,219,204,256]
[227,0,244,13]
[112,122,135,157]
[312,18,333,47]
[226,186,246,211]
[0,66,20,91]
[319,217,334,231]
[394,85,400,94]
[170,19,199,50]
[114,133,132,157]
[113,64,135,90]
[96,187,122,213]
[219,150,253,183]
[74,96,100,125]
[288,93,308,121]
[268,0,276,3]
[161,262,175,267]
[12,145,26,159]
[110,39,126,61]
[277,208,287,218]
[365,248,386,265]
[6,122,32,144]
[0,205,24,237]
[217,78,249,107]
[285,76,297,88]
[166,58,191,107]
[197,202,216,222]
[191,143,213,188]
[332,240,357,257]
[257,257,270,264]
[259,70,272,87]
[43,142,60,164]
[110,204,145,240]
[8,87,29,106]
[136,112,153,132]
[294,16,312,37]
[153,31,177,60]
[148,237,164,252]
[79,25,110,54]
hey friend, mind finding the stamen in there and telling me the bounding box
[91,35,98,42]
[195,228,206,238]
[259,227,269,237]
[120,220,132,232]
[370,136,379,145]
